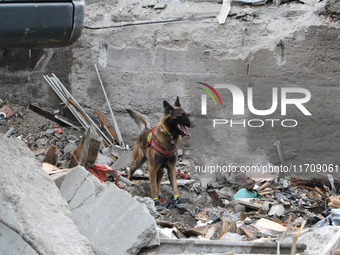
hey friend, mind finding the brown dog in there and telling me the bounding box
[126,97,195,211]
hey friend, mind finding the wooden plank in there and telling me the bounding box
[234,199,263,210]
[69,130,102,168]
[32,146,52,156]
[95,109,120,145]
[42,162,59,173]
[291,220,306,255]
[206,189,224,207]
[240,225,256,239]
[29,103,68,127]
[42,145,59,165]
[256,182,271,192]
[79,128,92,166]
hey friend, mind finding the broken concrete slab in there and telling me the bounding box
[111,149,133,171]
[326,0,340,14]
[219,232,244,241]
[134,196,157,217]
[50,169,72,188]
[95,152,114,166]
[282,226,340,255]
[64,142,78,154]
[60,166,159,255]
[218,187,236,199]
[0,136,93,255]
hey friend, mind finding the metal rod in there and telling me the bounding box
[54,115,80,130]
[47,75,90,131]
[45,74,112,145]
[103,124,116,142]
[50,75,98,134]
[94,64,125,148]
[4,127,15,138]
[45,76,90,132]
[46,76,89,129]
[44,76,89,131]
[50,74,113,145]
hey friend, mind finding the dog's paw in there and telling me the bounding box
[153,199,163,211]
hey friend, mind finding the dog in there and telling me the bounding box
[126,97,195,211]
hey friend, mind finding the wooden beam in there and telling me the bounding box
[94,109,120,145]
[206,189,224,207]
[29,103,69,127]
[69,129,102,168]
[240,225,256,239]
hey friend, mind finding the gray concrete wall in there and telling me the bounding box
[1,0,340,172]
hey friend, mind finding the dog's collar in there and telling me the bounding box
[147,126,178,156]
[162,123,184,139]
[162,124,172,136]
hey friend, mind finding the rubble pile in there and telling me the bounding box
[2,101,340,255]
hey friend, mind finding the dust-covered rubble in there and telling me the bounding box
[0,136,93,255]
[3,100,340,254]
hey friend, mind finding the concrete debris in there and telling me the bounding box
[67,135,79,143]
[157,227,178,239]
[283,226,340,255]
[2,104,340,254]
[0,136,93,255]
[268,203,285,217]
[254,218,286,236]
[112,150,133,171]
[95,152,114,166]
[219,232,244,241]
[134,196,158,217]
[219,187,236,199]
[63,142,78,155]
[59,166,159,255]
[134,169,144,176]
[325,0,340,15]
[153,2,166,9]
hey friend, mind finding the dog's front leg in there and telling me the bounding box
[167,162,185,209]
[149,163,163,211]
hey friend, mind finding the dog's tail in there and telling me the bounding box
[126,109,150,131]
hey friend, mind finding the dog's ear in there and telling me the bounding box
[174,97,181,107]
[163,100,174,114]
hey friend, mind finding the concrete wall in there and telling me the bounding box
[1,0,339,171]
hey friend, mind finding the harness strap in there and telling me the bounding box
[151,140,178,156]
[147,126,178,156]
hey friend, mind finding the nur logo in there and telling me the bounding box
[198,83,311,116]
[197,83,312,128]
[196,82,223,115]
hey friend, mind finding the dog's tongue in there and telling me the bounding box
[178,124,191,137]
